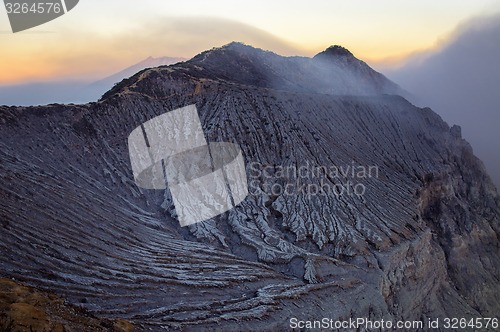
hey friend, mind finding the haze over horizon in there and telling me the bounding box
[386,13,500,189]
[1,0,499,84]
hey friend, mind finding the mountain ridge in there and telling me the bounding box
[101,42,404,101]
[0,42,498,330]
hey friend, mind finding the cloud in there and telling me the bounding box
[0,17,302,84]
[385,14,500,188]
[0,18,303,104]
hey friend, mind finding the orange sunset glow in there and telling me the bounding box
[1,0,499,84]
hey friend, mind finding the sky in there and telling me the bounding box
[1,0,500,84]
[386,14,500,188]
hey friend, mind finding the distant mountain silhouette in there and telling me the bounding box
[0,56,185,106]
[90,56,185,94]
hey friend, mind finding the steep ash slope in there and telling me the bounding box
[0,43,499,330]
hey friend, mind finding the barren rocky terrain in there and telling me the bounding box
[1,42,498,330]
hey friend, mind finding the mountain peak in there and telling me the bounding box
[221,41,251,50]
[103,42,403,99]
[182,42,400,96]
[201,41,275,59]
[314,45,354,59]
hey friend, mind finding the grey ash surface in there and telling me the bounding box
[1,42,499,331]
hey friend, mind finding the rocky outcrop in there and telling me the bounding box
[418,141,500,316]
[0,278,135,332]
[0,43,498,330]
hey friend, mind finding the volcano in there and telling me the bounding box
[1,42,498,331]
